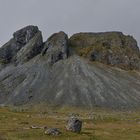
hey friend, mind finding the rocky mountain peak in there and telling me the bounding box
[0,26,140,109]
[0,25,43,65]
[13,25,39,46]
[42,31,69,64]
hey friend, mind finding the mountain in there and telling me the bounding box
[0,25,140,109]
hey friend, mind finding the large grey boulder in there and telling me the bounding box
[0,25,43,65]
[42,31,69,64]
[66,117,82,133]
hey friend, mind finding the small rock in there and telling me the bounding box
[30,125,48,129]
[66,117,82,133]
[45,128,61,136]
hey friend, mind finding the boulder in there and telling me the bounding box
[45,128,61,136]
[42,31,69,64]
[66,117,82,133]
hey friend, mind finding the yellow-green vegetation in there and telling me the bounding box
[72,45,107,58]
[0,105,140,140]
[0,59,7,65]
[69,32,140,70]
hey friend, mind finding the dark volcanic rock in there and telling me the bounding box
[66,117,82,133]
[42,31,69,64]
[0,25,43,65]
[69,32,140,70]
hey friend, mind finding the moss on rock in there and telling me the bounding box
[69,32,140,70]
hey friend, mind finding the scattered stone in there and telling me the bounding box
[45,128,61,136]
[30,125,44,129]
[66,117,82,133]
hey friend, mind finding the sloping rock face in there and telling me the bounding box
[14,31,43,64]
[0,25,43,65]
[42,31,69,64]
[66,117,82,133]
[69,32,140,70]
[0,56,140,109]
[0,26,140,109]
[13,25,39,45]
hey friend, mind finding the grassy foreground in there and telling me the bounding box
[0,105,140,140]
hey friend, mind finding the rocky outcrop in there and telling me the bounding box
[69,32,140,70]
[0,25,43,65]
[13,25,39,46]
[66,117,82,133]
[14,31,43,64]
[42,31,69,64]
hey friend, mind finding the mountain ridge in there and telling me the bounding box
[0,25,140,109]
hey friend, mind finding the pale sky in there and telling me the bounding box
[0,0,140,47]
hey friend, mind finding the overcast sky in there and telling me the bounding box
[0,0,140,47]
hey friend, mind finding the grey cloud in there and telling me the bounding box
[0,0,140,47]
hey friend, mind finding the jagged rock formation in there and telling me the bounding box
[69,32,140,70]
[14,31,43,64]
[0,25,140,109]
[42,31,69,64]
[0,25,43,65]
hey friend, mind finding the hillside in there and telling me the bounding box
[0,25,140,109]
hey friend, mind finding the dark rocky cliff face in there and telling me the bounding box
[0,25,43,65]
[69,32,140,70]
[0,26,140,109]
[42,31,69,64]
